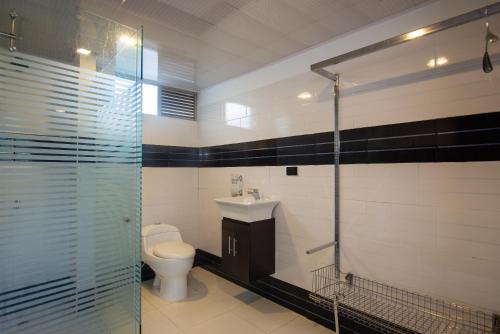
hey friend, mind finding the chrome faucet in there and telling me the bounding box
[247,188,260,200]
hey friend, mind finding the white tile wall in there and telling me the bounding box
[341,162,500,311]
[143,114,198,147]
[197,67,500,147]
[141,114,199,247]
[341,70,500,129]
[197,72,334,146]
[197,163,500,311]
[142,168,199,247]
[198,166,335,290]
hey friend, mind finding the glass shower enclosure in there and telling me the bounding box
[0,2,142,333]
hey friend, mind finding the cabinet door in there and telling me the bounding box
[221,219,250,281]
[231,221,250,281]
[221,219,235,276]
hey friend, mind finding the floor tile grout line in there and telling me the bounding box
[142,267,335,334]
[142,268,306,334]
[141,286,184,333]
[147,272,238,332]
[192,310,264,334]
[263,311,300,334]
[180,304,234,332]
[229,308,285,334]
[267,316,334,334]
[140,298,183,333]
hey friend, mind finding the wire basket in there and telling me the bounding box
[310,264,499,334]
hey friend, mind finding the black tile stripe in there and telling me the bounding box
[142,111,500,167]
[142,144,199,167]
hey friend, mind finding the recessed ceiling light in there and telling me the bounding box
[297,92,312,99]
[427,57,448,68]
[119,35,136,46]
[76,48,91,56]
[406,28,427,40]
[55,109,65,113]
[436,57,448,66]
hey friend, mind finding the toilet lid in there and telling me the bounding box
[153,241,195,259]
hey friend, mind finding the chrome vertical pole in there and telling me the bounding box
[8,11,17,52]
[333,73,340,280]
[0,11,17,52]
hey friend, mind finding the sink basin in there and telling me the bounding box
[214,196,280,222]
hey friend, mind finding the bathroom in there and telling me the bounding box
[1,0,500,333]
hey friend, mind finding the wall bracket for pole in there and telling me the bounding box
[0,11,18,52]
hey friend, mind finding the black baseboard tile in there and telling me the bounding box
[192,249,397,334]
[193,249,336,331]
[194,248,220,266]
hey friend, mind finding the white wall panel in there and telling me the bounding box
[142,167,199,247]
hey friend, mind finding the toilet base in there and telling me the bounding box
[153,276,160,289]
[157,275,188,302]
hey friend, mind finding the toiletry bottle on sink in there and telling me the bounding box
[231,174,243,197]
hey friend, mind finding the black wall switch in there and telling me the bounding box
[286,166,298,176]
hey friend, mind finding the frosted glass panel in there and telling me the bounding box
[0,30,142,334]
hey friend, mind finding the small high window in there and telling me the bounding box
[159,87,196,120]
[142,83,197,120]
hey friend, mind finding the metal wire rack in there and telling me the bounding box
[310,264,499,334]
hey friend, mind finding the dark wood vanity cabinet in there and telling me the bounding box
[221,217,275,282]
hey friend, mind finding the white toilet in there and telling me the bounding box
[141,224,195,301]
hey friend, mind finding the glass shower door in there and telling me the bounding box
[0,8,142,334]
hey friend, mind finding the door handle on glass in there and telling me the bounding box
[233,238,237,256]
[228,235,232,255]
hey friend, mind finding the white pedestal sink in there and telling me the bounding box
[214,196,280,222]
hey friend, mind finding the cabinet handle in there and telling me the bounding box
[233,238,237,256]
[228,235,232,255]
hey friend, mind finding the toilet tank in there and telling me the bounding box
[141,224,182,252]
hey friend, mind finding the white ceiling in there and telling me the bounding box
[81,0,432,90]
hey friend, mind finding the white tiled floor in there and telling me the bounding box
[141,267,334,334]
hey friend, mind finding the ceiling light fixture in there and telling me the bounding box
[297,92,312,99]
[427,57,448,68]
[119,35,136,46]
[76,48,91,56]
[406,28,427,40]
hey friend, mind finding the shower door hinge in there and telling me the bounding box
[493,313,500,333]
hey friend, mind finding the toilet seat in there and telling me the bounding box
[153,241,195,259]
